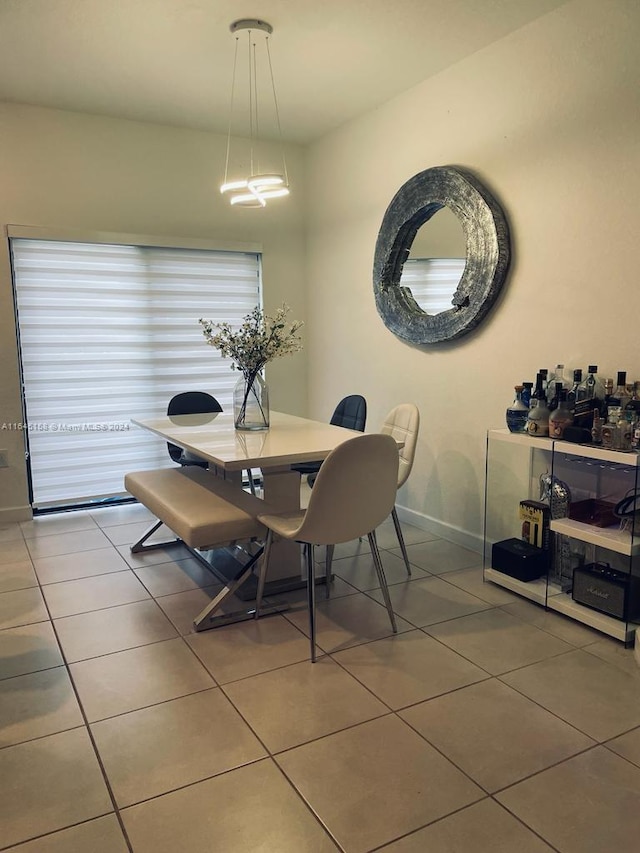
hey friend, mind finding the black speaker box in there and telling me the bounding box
[572,563,640,622]
[491,538,549,582]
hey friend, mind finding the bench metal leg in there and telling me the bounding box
[193,545,288,631]
[130,519,180,553]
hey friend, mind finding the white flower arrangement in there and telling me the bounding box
[199,304,303,381]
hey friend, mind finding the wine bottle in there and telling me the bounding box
[527,378,550,437]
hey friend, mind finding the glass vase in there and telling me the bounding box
[233,373,270,431]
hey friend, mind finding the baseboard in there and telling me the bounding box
[0,505,32,524]
[395,504,483,555]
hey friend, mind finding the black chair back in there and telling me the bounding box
[166,392,222,464]
[330,394,367,432]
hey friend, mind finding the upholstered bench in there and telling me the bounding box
[124,466,282,630]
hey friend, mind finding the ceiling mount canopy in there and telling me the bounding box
[220,18,290,208]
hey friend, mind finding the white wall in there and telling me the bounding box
[305,0,640,550]
[0,103,307,519]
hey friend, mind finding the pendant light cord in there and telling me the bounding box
[222,37,240,186]
[266,35,288,186]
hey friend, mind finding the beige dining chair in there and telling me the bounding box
[255,433,400,662]
[380,403,421,576]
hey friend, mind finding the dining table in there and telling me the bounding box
[131,409,370,603]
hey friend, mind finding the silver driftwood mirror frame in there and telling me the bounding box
[373,165,510,344]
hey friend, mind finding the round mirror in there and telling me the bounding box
[373,166,510,344]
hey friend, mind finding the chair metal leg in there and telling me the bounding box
[305,542,317,662]
[325,544,334,598]
[391,506,411,576]
[368,531,397,634]
[254,529,274,617]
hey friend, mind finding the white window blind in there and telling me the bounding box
[400,258,466,315]
[11,238,260,508]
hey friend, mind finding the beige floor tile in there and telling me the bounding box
[42,571,150,619]
[0,560,38,593]
[502,648,640,741]
[391,539,481,575]
[0,587,49,629]
[20,511,98,539]
[277,715,482,853]
[122,758,339,853]
[268,574,360,611]
[584,636,640,677]
[370,575,493,627]
[186,613,310,683]
[116,542,192,568]
[134,556,219,596]
[26,528,112,559]
[0,621,64,680]
[316,537,371,562]
[0,522,24,542]
[497,746,640,853]
[33,547,130,585]
[401,678,594,792]
[92,687,266,806]
[285,591,414,656]
[0,539,32,565]
[332,549,428,592]
[607,725,640,767]
[501,597,603,646]
[225,657,389,752]
[4,814,128,853]
[378,798,555,852]
[0,727,112,849]
[426,609,572,675]
[70,637,215,721]
[374,521,439,551]
[156,584,249,635]
[55,599,178,662]
[0,666,84,747]
[101,520,164,547]
[442,566,523,605]
[332,630,488,709]
[90,502,155,528]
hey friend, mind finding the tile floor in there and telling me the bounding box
[2,504,640,851]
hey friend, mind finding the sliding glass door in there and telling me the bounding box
[11,237,260,509]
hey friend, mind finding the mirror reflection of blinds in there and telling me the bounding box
[400,258,466,315]
[11,239,260,509]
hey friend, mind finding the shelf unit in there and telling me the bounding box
[483,429,640,644]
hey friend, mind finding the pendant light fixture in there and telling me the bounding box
[220,19,289,208]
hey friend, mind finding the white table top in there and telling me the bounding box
[132,410,366,472]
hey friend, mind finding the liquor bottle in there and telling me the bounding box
[546,364,569,402]
[506,386,529,433]
[538,368,549,401]
[608,371,631,409]
[578,365,605,404]
[568,369,582,405]
[548,382,564,412]
[625,381,640,417]
[549,390,573,438]
[521,381,534,409]
[530,372,546,411]
[526,383,550,437]
[591,409,603,445]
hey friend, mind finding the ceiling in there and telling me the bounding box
[0,0,568,144]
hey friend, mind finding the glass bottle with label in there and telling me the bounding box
[548,382,564,412]
[526,382,550,437]
[578,365,605,404]
[549,390,573,438]
[506,385,529,433]
[546,364,569,402]
[568,369,582,405]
